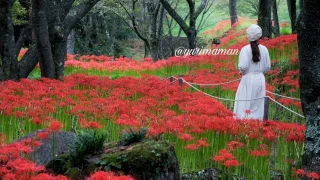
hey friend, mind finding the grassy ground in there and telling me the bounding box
[165,0,293,37]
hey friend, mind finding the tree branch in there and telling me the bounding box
[61,0,76,20]
[160,0,189,35]
[14,26,31,60]
[195,0,208,18]
[18,44,38,78]
[131,0,149,45]
[119,1,133,19]
[63,0,101,36]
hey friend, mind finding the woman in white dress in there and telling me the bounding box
[233,24,271,120]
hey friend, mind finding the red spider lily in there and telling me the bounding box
[212,149,235,163]
[185,143,199,151]
[212,149,242,168]
[227,141,244,151]
[178,133,193,141]
[29,173,68,180]
[88,171,134,180]
[307,172,320,179]
[49,120,62,132]
[245,110,251,114]
[223,159,241,167]
[36,131,50,140]
[197,138,209,147]
[295,169,305,176]
[248,149,269,157]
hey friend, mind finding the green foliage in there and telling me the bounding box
[74,9,136,57]
[69,130,108,167]
[96,140,175,179]
[119,127,148,146]
[12,1,28,25]
[280,26,292,35]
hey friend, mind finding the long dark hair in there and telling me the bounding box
[250,41,260,63]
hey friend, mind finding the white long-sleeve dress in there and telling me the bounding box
[233,44,271,120]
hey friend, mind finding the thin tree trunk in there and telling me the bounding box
[287,0,297,33]
[188,0,197,49]
[258,0,272,38]
[177,13,190,37]
[149,3,161,62]
[160,0,207,49]
[166,16,175,57]
[229,0,238,27]
[158,6,165,60]
[67,29,75,55]
[297,0,320,174]
[144,43,150,58]
[272,0,280,37]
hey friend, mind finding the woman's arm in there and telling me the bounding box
[263,47,271,73]
[238,47,249,75]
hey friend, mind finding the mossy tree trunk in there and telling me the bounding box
[297,0,320,174]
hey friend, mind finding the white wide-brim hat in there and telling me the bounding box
[246,24,262,41]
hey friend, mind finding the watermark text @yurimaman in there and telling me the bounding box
[175,47,239,58]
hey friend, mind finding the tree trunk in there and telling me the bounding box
[187,31,197,50]
[297,0,320,174]
[300,0,304,9]
[67,29,75,55]
[0,0,19,81]
[31,0,56,78]
[188,0,197,49]
[18,45,38,78]
[166,17,175,57]
[287,0,297,33]
[144,43,150,58]
[258,0,272,38]
[229,0,238,27]
[272,0,280,37]
[149,3,161,62]
[158,6,165,60]
[0,0,101,81]
[160,0,207,49]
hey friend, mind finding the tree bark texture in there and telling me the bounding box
[258,0,272,38]
[297,0,320,174]
[287,0,297,33]
[0,0,19,81]
[67,30,75,55]
[32,0,56,78]
[272,0,280,37]
[229,0,238,27]
[0,0,101,81]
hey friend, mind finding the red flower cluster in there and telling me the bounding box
[212,149,241,168]
[0,133,68,179]
[88,171,134,180]
[295,169,320,180]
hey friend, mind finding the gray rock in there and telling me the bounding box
[17,129,75,165]
[181,168,222,180]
